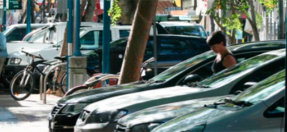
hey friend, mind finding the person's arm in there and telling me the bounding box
[222,55,237,68]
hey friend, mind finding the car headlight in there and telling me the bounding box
[10,57,22,64]
[114,109,129,122]
[183,124,206,132]
[86,112,111,123]
[61,103,89,115]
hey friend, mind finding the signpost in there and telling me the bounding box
[7,0,21,9]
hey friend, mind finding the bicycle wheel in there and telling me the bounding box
[10,70,35,101]
[60,73,67,94]
[64,86,89,97]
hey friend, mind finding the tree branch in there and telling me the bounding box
[213,17,232,38]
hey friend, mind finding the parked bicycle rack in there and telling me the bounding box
[40,62,67,104]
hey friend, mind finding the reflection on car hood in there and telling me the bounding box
[84,86,206,112]
[152,107,235,132]
[58,81,150,104]
[118,95,235,128]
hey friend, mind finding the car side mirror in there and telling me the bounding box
[183,74,201,84]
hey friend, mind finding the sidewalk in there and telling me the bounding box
[0,92,60,132]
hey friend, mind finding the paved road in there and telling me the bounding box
[0,92,60,132]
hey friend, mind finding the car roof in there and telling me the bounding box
[158,21,202,27]
[8,23,47,28]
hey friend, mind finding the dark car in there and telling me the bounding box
[92,34,210,78]
[48,40,285,132]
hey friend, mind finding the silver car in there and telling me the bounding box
[74,49,285,132]
[152,70,285,132]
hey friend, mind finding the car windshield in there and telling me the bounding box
[54,29,86,46]
[149,51,215,82]
[234,70,285,104]
[165,26,207,37]
[197,54,279,88]
[3,27,12,35]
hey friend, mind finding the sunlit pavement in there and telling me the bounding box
[0,92,60,132]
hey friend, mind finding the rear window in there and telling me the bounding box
[165,26,207,37]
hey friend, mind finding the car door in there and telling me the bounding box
[156,37,194,71]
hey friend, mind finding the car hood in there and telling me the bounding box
[152,107,236,132]
[84,86,209,113]
[118,95,235,128]
[58,81,153,104]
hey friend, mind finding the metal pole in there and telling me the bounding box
[27,0,31,34]
[66,0,74,91]
[153,18,158,76]
[279,0,284,39]
[102,0,111,74]
[73,0,81,56]
[3,0,6,31]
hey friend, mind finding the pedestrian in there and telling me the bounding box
[207,31,237,73]
[0,31,7,76]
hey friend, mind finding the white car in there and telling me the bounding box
[4,23,46,42]
[152,70,285,132]
[74,49,285,132]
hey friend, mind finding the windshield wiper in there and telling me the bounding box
[147,80,165,84]
[204,98,252,108]
[224,99,253,107]
[188,82,210,88]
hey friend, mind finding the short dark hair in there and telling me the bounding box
[206,31,226,46]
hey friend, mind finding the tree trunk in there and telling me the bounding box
[118,0,139,24]
[83,0,95,22]
[248,0,260,41]
[118,0,158,84]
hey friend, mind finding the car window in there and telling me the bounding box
[149,51,215,82]
[6,28,27,41]
[110,38,127,49]
[164,26,206,37]
[187,38,209,54]
[265,98,285,118]
[178,52,262,85]
[144,40,154,60]
[234,70,284,105]
[158,38,193,61]
[80,30,111,48]
[120,30,130,38]
[198,54,280,88]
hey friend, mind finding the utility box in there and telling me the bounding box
[69,56,89,88]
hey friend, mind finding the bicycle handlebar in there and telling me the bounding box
[21,50,44,60]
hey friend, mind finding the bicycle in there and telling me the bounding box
[9,50,67,100]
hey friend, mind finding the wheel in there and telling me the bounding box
[10,70,34,101]
[64,86,89,97]
[60,73,67,94]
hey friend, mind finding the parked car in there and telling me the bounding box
[47,41,285,132]
[74,49,285,132]
[115,68,284,131]
[158,21,207,37]
[4,23,46,42]
[151,69,285,132]
[116,95,235,132]
[94,34,210,75]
